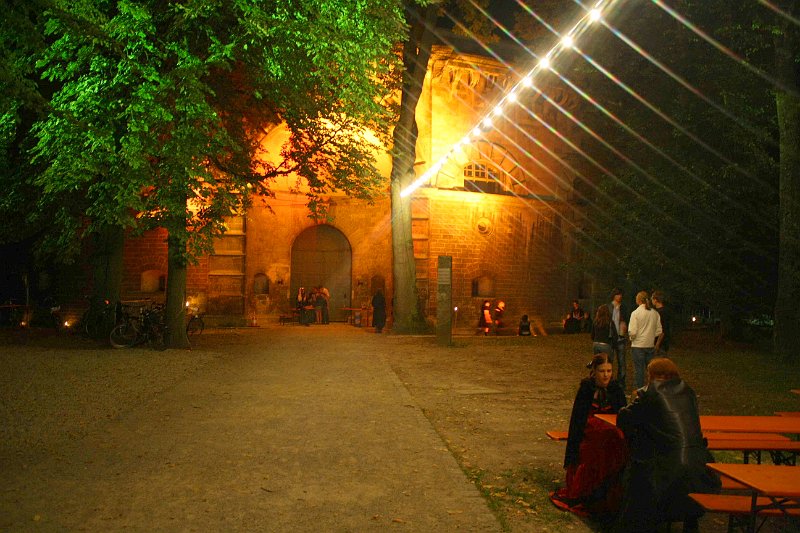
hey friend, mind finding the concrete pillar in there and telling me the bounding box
[436,256,452,346]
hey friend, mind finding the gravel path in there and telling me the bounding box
[1,326,500,532]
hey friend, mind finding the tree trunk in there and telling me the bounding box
[773,17,800,362]
[165,233,190,349]
[390,2,437,333]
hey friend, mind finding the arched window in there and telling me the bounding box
[253,273,269,295]
[463,162,506,194]
[471,275,495,297]
[140,269,164,293]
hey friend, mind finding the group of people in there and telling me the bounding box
[295,286,330,326]
[550,289,715,532]
[590,288,671,391]
[551,355,720,532]
[478,300,505,335]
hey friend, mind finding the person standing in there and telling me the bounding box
[651,290,670,354]
[627,291,662,390]
[478,300,492,335]
[371,289,386,333]
[607,289,629,391]
[591,304,618,357]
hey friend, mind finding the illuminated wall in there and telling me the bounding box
[118,42,587,327]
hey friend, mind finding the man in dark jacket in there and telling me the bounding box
[616,358,720,533]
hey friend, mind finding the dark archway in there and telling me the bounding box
[291,225,352,322]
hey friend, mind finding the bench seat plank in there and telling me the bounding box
[546,430,568,441]
[689,493,800,516]
[706,440,800,452]
[703,432,790,442]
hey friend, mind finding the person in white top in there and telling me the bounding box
[627,291,663,389]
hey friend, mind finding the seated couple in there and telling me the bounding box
[551,356,720,532]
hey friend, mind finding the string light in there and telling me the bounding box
[399,0,617,198]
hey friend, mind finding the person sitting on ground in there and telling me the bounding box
[551,354,628,518]
[518,314,532,336]
[591,304,618,357]
[615,358,720,533]
[564,300,587,334]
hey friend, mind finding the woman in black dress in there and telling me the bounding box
[551,354,628,517]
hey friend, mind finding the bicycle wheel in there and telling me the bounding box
[186,316,204,335]
[110,322,138,348]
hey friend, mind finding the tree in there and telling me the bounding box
[390,0,504,332]
[390,2,437,333]
[771,1,800,360]
[25,0,406,346]
[552,1,791,345]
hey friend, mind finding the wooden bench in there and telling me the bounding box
[689,493,800,532]
[546,430,569,440]
[704,432,790,442]
[279,312,299,325]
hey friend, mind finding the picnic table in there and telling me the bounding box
[692,463,800,533]
[594,414,800,465]
[341,307,371,327]
[595,414,800,436]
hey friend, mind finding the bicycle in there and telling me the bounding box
[109,303,168,350]
[82,299,118,339]
[185,302,204,335]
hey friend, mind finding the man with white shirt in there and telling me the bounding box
[628,290,663,389]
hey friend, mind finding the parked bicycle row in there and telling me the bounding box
[2,297,204,349]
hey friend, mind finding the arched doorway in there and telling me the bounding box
[291,225,352,322]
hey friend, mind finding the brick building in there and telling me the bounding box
[118,39,593,332]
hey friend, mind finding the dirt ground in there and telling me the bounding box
[1,324,797,532]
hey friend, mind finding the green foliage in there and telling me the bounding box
[9,0,406,264]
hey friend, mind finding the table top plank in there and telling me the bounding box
[595,414,800,434]
[707,463,800,498]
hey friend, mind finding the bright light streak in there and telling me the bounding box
[398,0,621,198]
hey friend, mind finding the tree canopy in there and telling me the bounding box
[3,0,408,344]
[529,1,795,342]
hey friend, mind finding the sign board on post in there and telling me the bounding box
[437,256,452,346]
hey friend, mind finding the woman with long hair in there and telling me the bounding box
[591,304,617,356]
